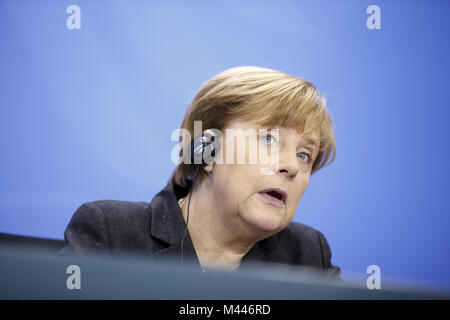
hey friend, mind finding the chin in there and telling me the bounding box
[243,209,284,234]
[254,221,282,234]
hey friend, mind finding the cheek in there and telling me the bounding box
[230,166,260,198]
[213,164,259,207]
[287,178,310,210]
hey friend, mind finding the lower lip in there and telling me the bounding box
[258,192,284,207]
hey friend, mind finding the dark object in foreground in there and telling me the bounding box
[0,239,448,300]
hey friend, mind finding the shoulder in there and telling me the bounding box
[75,200,149,219]
[62,200,152,253]
[70,200,150,230]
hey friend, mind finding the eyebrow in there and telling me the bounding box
[301,136,320,149]
[263,125,320,150]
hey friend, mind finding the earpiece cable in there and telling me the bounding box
[180,165,200,267]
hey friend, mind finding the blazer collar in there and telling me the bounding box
[149,181,187,246]
[148,181,200,267]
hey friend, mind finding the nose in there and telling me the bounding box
[276,149,300,180]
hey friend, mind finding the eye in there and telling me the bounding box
[297,152,312,163]
[260,133,277,145]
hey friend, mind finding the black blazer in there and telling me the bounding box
[60,181,341,279]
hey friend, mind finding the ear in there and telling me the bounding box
[202,128,221,175]
[203,162,214,174]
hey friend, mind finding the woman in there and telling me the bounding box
[60,66,340,278]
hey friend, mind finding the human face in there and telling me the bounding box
[204,118,320,236]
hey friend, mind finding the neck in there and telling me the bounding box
[179,181,259,271]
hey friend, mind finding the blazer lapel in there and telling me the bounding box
[148,182,201,268]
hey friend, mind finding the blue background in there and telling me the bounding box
[1,0,449,290]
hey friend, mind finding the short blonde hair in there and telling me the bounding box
[170,66,336,189]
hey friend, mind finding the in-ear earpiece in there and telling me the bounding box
[190,132,220,166]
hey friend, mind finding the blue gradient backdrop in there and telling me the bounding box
[1,0,449,290]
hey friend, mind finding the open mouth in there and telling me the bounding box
[258,188,287,207]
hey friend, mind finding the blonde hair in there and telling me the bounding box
[170,66,336,189]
